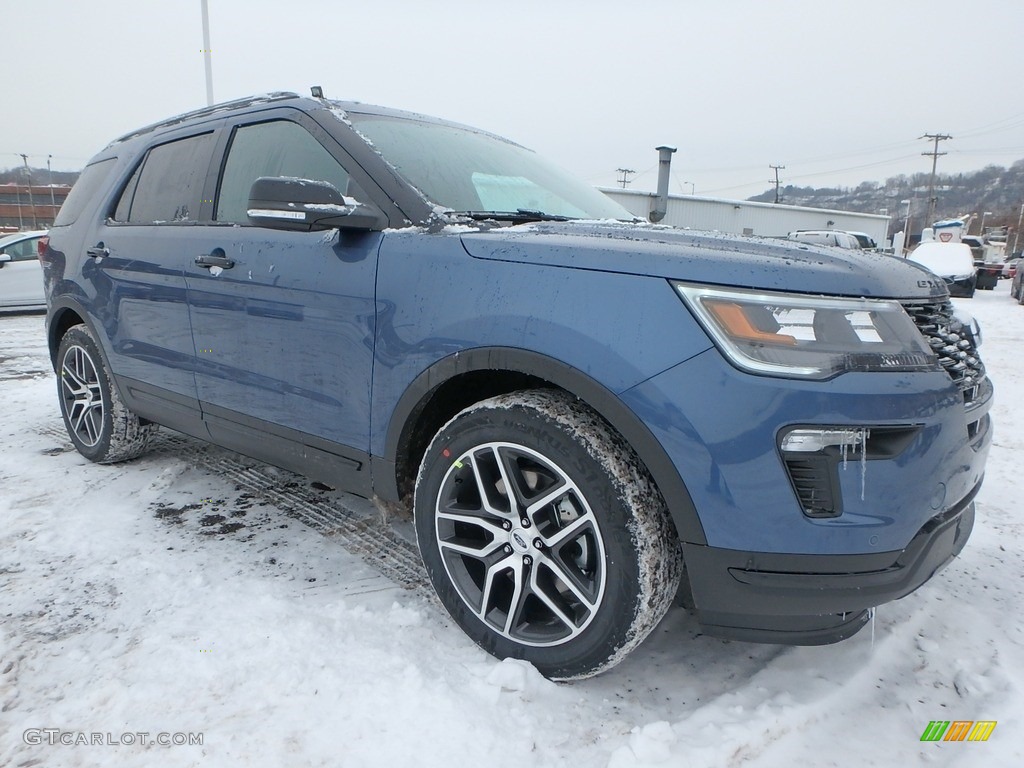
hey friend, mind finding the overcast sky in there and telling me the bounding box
[6,0,1023,201]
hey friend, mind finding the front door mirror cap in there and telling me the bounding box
[246,176,387,232]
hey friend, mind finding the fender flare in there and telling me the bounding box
[46,297,103,370]
[375,347,707,546]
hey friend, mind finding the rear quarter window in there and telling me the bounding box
[52,158,117,227]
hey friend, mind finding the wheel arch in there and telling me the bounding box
[373,347,707,546]
[47,298,94,371]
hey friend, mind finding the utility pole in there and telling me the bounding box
[19,153,38,230]
[47,155,56,224]
[1013,201,1024,255]
[15,185,23,230]
[615,168,635,189]
[200,0,215,106]
[920,133,951,225]
[769,164,785,204]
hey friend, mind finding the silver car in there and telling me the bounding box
[0,230,47,310]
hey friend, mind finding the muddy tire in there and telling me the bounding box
[56,324,155,463]
[414,389,682,679]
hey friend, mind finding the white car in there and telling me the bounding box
[0,230,48,310]
[907,241,977,298]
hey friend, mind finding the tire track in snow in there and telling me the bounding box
[37,421,436,604]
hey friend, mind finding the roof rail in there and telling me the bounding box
[110,92,301,145]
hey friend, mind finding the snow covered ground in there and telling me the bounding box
[1,286,1021,767]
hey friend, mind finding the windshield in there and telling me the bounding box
[346,112,632,221]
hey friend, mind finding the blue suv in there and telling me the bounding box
[41,92,992,679]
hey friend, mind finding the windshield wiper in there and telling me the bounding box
[457,209,573,223]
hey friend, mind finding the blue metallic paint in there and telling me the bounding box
[187,228,380,450]
[369,230,714,458]
[461,222,950,299]
[621,348,991,555]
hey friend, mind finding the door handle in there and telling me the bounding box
[195,250,235,270]
[87,244,109,258]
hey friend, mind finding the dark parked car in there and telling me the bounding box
[1012,263,1024,304]
[41,92,992,678]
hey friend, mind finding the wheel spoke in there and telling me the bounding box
[537,552,599,613]
[502,558,528,635]
[524,481,573,520]
[62,364,88,393]
[467,450,513,518]
[542,512,596,549]
[493,446,524,517]
[528,567,580,632]
[478,558,509,620]
[438,535,506,559]
[83,406,101,444]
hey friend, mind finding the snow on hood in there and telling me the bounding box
[460,221,947,299]
[908,242,976,280]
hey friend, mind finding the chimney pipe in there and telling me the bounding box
[650,145,677,223]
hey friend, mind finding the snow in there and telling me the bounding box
[2,285,1023,766]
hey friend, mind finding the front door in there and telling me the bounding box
[186,115,380,490]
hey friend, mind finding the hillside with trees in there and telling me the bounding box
[748,159,1024,235]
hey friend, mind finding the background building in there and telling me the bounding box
[603,188,891,247]
[0,183,71,233]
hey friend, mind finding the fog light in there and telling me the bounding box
[780,428,869,454]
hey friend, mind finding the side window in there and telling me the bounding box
[113,162,144,223]
[215,120,354,224]
[114,133,214,224]
[5,237,40,261]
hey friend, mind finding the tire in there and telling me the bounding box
[1018,286,1024,306]
[414,389,682,680]
[56,324,155,463]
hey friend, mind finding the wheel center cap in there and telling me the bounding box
[509,529,530,554]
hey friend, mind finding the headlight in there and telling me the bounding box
[673,282,938,380]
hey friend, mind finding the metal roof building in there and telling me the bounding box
[602,188,891,247]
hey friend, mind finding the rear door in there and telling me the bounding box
[91,130,217,432]
[185,110,382,491]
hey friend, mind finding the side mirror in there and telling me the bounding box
[247,177,388,232]
[0,252,10,268]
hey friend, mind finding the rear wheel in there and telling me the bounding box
[56,324,155,463]
[414,389,682,679]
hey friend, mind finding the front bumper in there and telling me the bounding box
[681,485,977,644]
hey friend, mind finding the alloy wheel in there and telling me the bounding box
[434,441,607,647]
[60,344,104,447]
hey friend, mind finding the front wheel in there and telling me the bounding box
[414,390,682,679]
[56,324,155,463]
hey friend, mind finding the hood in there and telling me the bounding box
[460,221,946,300]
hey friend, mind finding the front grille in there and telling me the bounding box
[901,299,986,397]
